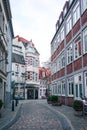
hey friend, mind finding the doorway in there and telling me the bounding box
[27,89,34,99]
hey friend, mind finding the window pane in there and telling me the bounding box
[75,84,78,97]
[73,2,80,25]
[85,36,87,52]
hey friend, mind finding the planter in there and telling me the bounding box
[74,110,83,116]
[73,100,83,112]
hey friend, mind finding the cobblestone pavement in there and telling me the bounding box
[8,100,72,130]
[50,104,87,130]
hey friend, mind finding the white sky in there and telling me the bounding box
[10,0,66,66]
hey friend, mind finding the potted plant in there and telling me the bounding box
[50,95,58,103]
[73,100,83,116]
[0,99,3,117]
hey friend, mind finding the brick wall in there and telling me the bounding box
[81,9,87,26]
[74,57,82,71]
[66,63,73,74]
[66,31,72,44]
[51,41,64,61]
[83,54,87,67]
[72,20,80,37]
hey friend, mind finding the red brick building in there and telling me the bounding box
[51,0,87,106]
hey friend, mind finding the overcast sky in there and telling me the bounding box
[10,0,66,66]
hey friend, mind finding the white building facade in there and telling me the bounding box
[12,36,40,99]
[25,40,40,99]
[12,36,25,99]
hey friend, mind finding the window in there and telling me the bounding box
[53,84,57,94]
[73,1,80,25]
[35,73,38,81]
[28,56,32,65]
[60,26,64,42]
[58,81,61,95]
[84,72,87,97]
[74,73,83,99]
[83,28,87,53]
[63,7,67,17]
[74,36,82,59]
[69,0,73,5]
[81,0,87,13]
[57,57,61,71]
[66,15,72,34]
[56,33,60,47]
[27,71,30,80]
[67,44,73,64]
[67,77,74,96]
[61,52,65,68]
[61,80,65,95]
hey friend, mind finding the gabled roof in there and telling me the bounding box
[14,35,29,43]
[12,53,25,65]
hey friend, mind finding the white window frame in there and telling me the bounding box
[74,73,83,99]
[84,71,87,97]
[66,14,72,34]
[83,28,87,53]
[61,52,65,68]
[67,43,73,64]
[81,0,87,13]
[63,7,67,16]
[74,35,81,60]
[60,26,64,42]
[73,1,80,26]
[69,0,73,5]
[58,81,61,95]
[61,79,65,96]
[67,77,74,97]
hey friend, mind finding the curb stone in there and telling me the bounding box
[1,104,22,130]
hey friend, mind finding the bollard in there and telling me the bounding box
[12,100,14,111]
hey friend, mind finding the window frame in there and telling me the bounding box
[61,79,66,96]
[83,28,87,53]
[73,1,80,26]
[66,14,72,35]
[67,77,74,97]
[81,0,87,13]
[67,43,73,64]
[74,35,82,60]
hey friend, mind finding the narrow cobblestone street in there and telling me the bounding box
[8,100,72,130]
